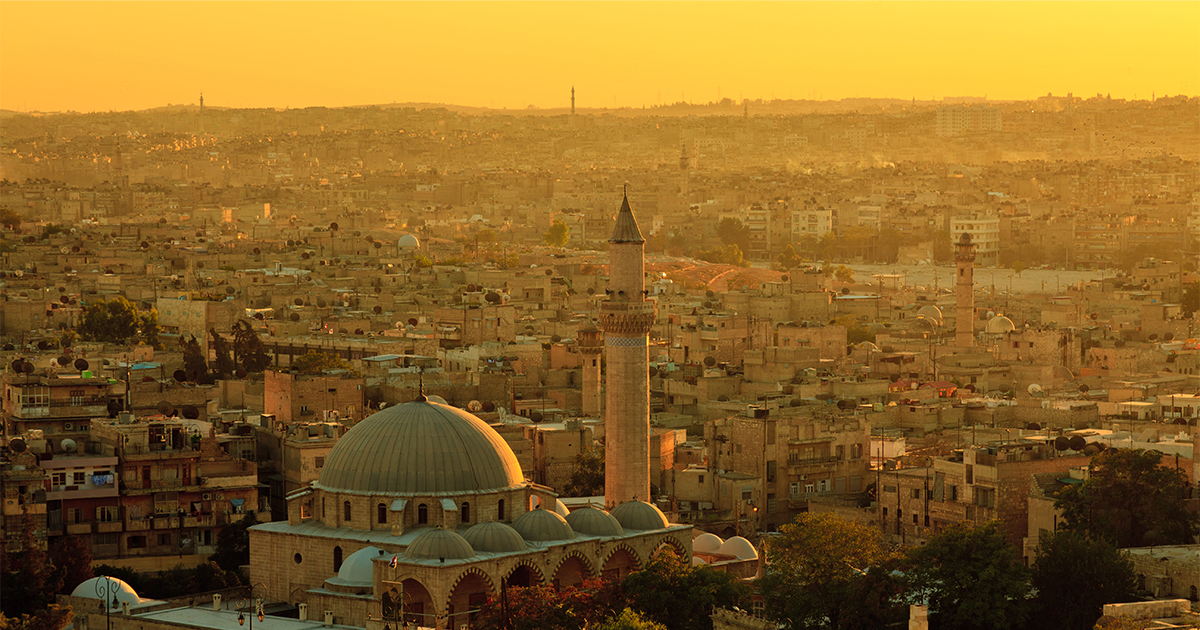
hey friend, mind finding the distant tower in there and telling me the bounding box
[679,143,689,171]
[955,232,977,347]
[599,189,657,507]
[571,86,575,116]
[577,321,603,417]
[200,92,204,113]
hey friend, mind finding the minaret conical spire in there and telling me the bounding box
[610,187,644,243]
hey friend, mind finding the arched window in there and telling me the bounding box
[377,503,387,524]
[418,503,428,525]
[333,546,343,572]
[497,499,505,521]
[461,502,470,524]
[343,501,352,523]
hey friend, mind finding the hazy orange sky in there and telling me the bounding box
[1,1,1197,113]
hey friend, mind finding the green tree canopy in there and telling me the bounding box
[1029,531,1135,630]
[834,265,855,284]
[905,521,1030,630]
[760,512,903,630]
[594,608,667,630]
[209,511,258,574]
[717,217,750,253]
[1,207,23,228]
[776,244,802,270]
[543,219,570,247]
[1,511,63,618]
[562,447,604,497]
[232,320,272,373]
[291,350,357,376]
[471,580,618,630]
[622,549,749,630]
[696,244,748,267]
[180,334,207,379]
[1055,448,1195,548]
[210,329,236,378]
[77,296,142,345]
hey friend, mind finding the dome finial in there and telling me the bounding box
[416,373,427,402]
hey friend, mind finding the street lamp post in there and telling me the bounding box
[381,586,405,630]
[236,583,267,630]
[95,576,121,630]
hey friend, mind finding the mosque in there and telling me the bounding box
[245,192,693,630]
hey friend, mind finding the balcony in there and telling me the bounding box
[183,514,216,528]
[153,517,180,530]
[126,517,150,531]
[67,522,92,535]
[97,521,122,533]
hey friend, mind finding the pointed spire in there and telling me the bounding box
[610,186,645,243]
[416,373,427,402]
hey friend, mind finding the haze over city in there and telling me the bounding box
[2,3,1199,630]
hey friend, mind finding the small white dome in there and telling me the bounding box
[332,546,383,586]
[716,536,758,560]
[398,234,421,249]
[691,556,708,566]
[554,499,570,517]
[72,577,141,610]
[692,532,724,553]
[986,315,1016,334]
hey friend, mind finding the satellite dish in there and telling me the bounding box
[173,369,188,382]
[1053,436,1069,451]
[408,318,418,326]
[235,369,247,379]
[482,401,496,413]
[1026,422,1041,431]
[60,439,77,453]
[60,296,69,304]
[373,306,382,314]
[1163,332,1174,342]
[467,400,483,412]
[294,298,304,306]
[106,400,123,418]
[378,402,388,410]
[253,247,261,254]
[156,401,175,417]
[1027,383,1043,396]
[290,313,300,322]
[9,438,27,453]
[530,411,544,423]
[1078,384,1090,393]
[74,359,89,371]
[317,299,328,308]
[329,222,339,231]
[182,405,200,420]
[9,360,22,372]
[36,341,48,351]
[21,362,34,374]
[1148,333,1159,341]
[301,252,310,260]
[1067,435,1086,451]
[57,356,72,366]
[703,356,717,367]
[999,383,1011,393]
[836,399,855,410]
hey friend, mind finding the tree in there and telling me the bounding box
[562,447,604,497]
[621,549,749,630]
[696,244,748,267]
[1011,261,1026,276]
[1,207,23,228]
[472,580,618,630]
[760,513,903,630]
[77,296,141,345]
[776,244,802,270]
[139,309,161,349]
[1,510,63,618]
[180,334,207,378]
[595,608,667,630]
[1029,531,1135,630]
[905,521,1030,630]
[232,320,271,373]
[1055,448,1195,548]
[717,217,749,253]
[834,265,855,284]
[543,219,570,247]
[291,350,357,375]
[0,604,74,630]
[210,329,235,378]
[209,512,258,574]
[49,535,94,595]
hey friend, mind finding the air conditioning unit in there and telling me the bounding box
[63,422,74,431]
[202,493,212,501]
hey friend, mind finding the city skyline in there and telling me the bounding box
[1,1,1198,113]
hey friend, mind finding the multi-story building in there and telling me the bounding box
[263,370,365,426]
[935,106,1003,137]
[791,207,833,241]
[950,215,1000,266]
[2,371,125,444]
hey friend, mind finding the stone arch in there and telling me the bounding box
[601,544,641,582]
[446,566,494,629]
[397,578,433,628]
[333,545,343,572]
[503,559,545,587]
[653,534,689,559]
[552,551,594,589]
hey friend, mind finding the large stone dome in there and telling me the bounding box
[315,399,525,496]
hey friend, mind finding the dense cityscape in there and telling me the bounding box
[2,4,1199,630]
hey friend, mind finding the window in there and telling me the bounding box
[94,533,118,546]
[742,491,752,500]
[128,535,147,549]
[698,475,704,484]
[68,508,83,524]
[51,472,66,489]
[767,498,777,514]
[97,506,118,522]
[497,499,505,521]
[461,502,470,523]
[912,489,921,499]
[378,503,387,525]
[333,546,343,572]
[836,445,845,460]
[315,457,325,469]
[73,472,86,485]
[301,501,312,519]
[418,503,428,525]
[157,533,172,546]
[343,501,352,522]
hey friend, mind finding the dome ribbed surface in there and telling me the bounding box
[406,528,474,560]
[512,508,575,542]
[610,501,669,531]
[565,506,624,537]
[315,400,524,496]
[462,522,528,553]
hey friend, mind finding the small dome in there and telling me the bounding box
[716,536,758,560]
[578,321,599,333]
[692,533,723,553]
[72,577,141,610]
[512,508,575,542]
[916,304,943,323]
[610,501,669,531]
[565,506,624,537]
[554,499,570,517]
[691,556,708,566]
[332,546,383,586]
[406,528,474,560]
[462,522,527,553]
[398,234,420,249]
[986,315,1016,334]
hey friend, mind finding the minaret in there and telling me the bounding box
[577,321,603,417]
[955,232,977,347]
[571,86,575,116]
[599,189,657,507]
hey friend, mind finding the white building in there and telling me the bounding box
[950,216,1000,266]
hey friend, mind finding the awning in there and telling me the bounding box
[389,498,408,512]
[440,498,458,511]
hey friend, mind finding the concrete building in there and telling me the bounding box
[950,216,999,267]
